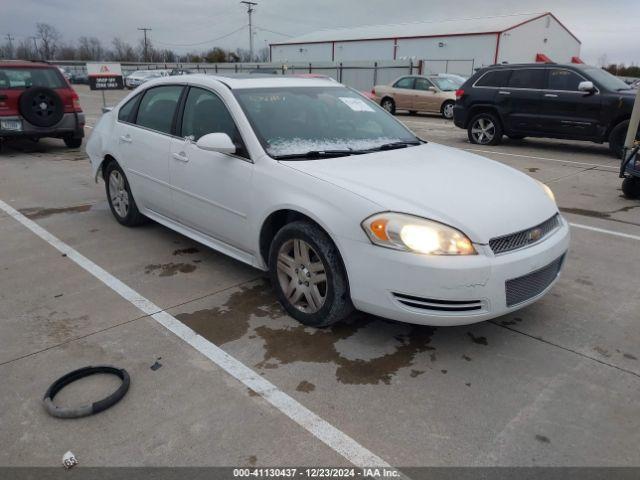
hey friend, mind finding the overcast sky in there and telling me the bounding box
[3,0,639,64]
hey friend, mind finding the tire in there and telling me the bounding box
[268,221,353,328]
[380,97,396,115]
[441,101,455,120]
[622,177,640,199]
[63,136,82,148]
[18,87,64,127]
[468,112,503,146]
[104,161,146,227]
[609,120,639,158]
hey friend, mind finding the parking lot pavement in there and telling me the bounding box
[0,89,639,468]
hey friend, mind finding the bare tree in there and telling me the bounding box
[111,37,137,62]
[15,39,36,60]
[57,43,78,60]
[36,23,62,60]
[77,36,104,60]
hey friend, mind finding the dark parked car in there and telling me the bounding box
[453,63,639,157]
[0,61,84,148]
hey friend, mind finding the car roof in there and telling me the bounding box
[0,60,54,69]
[485,63,592,70]
[142,73,342,90]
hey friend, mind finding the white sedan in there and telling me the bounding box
[87,74,569,327]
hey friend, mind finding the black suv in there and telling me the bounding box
[453,63,638,157]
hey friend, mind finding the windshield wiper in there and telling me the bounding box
[272,149,353,160]
[353,141,423,153]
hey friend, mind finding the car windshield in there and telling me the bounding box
[0,67,66,89]
[234,86,420,158]
[430,77,462,91]
[583,67,632,91]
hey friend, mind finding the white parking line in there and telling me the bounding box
[570,222,640,241]
[0,198,397,472]
[464,148,619,170]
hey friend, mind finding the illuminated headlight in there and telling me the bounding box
[537,181,556,203]
[362,213,476,255]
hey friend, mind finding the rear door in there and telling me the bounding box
[390,77,415,111]
[119,84,184,218]
[413,77,440,113]
[497,68,545,133]
[537,68,602,138]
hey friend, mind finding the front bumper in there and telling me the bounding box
[340,217,570,326]
[0,112,85,138]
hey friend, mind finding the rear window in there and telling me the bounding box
[0,67,66,89]
[393,77,414,89]
[508,69,545,89]
[475,70,511,88]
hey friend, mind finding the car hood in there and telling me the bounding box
[281,143,558,243]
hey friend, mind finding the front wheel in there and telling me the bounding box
[441,101,455,120]
[269,221,353,327]
[468,112,503,146]
[105,161,146,226]
[609,120,639,158]
[622,177,640,199]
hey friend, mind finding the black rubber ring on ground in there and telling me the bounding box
[43,365,130,419]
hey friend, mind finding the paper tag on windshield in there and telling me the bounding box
[339,97,375,112]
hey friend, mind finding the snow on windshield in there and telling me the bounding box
[267,137,408,156]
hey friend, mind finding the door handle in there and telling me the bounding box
[119,135,132,144]
[544,93,559,98]
[498,91,511,95]
[172,152,189,163]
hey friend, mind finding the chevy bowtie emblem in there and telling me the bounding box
[528,228,543,242]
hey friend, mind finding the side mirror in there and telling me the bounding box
[428,86,437,92]
[196,133,236,154]
[578,81,595,93]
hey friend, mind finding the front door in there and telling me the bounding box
[120,84,184,218]
[413,77,440,113]
[169,87,253,253]
[537,68,602,138]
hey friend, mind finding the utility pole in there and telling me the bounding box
[5,33,14,59]
[240,1,257,61]
[137,27,152,62]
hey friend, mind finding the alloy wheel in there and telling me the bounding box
[276,238,327,313]
[471,118,496,144]
[382,100,394,112]
[109,170,130,218]
[443,103,454,119]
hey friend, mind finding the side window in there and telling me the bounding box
[475,70,511,88]
[181,87,247,157]
[135,85,183,134]
[393,77,415,89]
[414,78,434,91]
[118,95,139,122]
[508,69,545,89]
[548,69,584,91]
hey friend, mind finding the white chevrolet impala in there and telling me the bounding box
[87,74,569,327]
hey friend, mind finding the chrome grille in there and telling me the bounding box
[505,254,565,307]
[490,214,560,255]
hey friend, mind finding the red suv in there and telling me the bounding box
[0,61,85,148]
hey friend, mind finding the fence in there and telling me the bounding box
[55,58,478,91]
